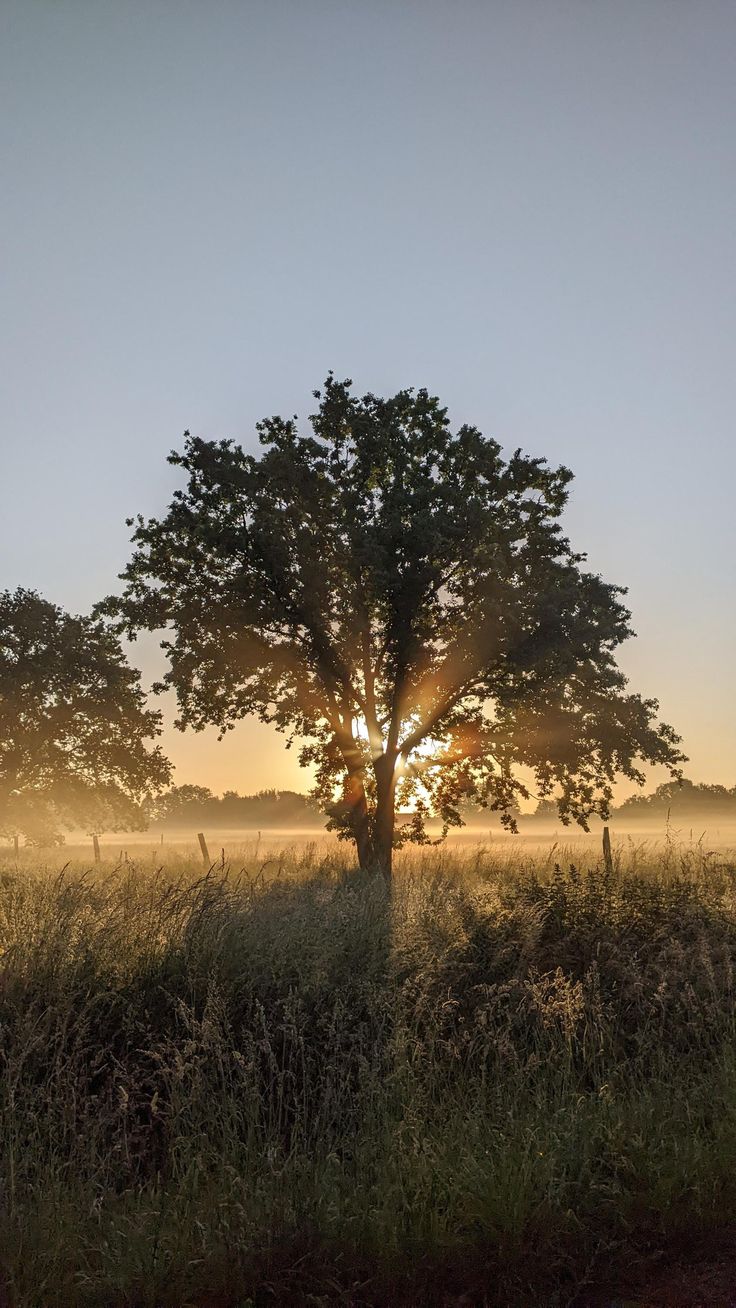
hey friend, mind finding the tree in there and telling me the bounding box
[530,797,560,822]
[0,589,170,844]
[151,784,321,828]
[617,779,736,819]
[105,376,684,876]
[151,783,215,825]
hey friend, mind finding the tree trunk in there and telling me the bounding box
[373,754,397,880]
[346,770,374,872]
[354,813,374,872]
[345,758,396,878]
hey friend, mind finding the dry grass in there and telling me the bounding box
[0,839,735,1305]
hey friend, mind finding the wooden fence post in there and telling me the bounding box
[92,833,101,864]
[197,832,210,866]
[13,834,19,858]
[602,825,613,875]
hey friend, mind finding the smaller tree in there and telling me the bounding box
[0,589,170,845]
[529,797,559,822]
[151,784,215,825]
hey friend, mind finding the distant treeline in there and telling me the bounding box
[531,779,736,823]
[152,786,321,828]
[152,785,523,830]
[615,779,736,818]
[148,769,736,831]
[149,778,736,833]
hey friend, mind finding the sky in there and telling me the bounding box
[2,0,735,798]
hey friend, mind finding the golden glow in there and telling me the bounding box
[161,715,308,794]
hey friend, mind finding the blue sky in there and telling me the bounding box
[2,1,735,795]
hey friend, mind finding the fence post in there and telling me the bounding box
[92,833,101,864]
[197,832,210,866]
[13,834,19,858]
[602,825,613,875]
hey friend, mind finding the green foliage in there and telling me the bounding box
[106,377,683,869]
[0,588,171,842]
[0,846,735,1304]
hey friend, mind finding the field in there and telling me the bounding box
[2,838,736,1306]
[47,813,736,870]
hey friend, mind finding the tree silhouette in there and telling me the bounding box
[0,589,170,845]
[617,778,736,818]
[152,784,320,828]
[106,377,684,875]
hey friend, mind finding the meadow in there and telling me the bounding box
[2,837,736,1306]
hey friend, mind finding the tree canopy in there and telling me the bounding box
[0,589,170,844]
[106,376,684,873]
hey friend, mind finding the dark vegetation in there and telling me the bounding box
[104,376,683,873]
[0,589,169,846]
[2,845,736,1306]
[3,381,685,864]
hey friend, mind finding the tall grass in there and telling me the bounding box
[0,841,735,1305]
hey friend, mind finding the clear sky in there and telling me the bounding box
[2,1,735,797]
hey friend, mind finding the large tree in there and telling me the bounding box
[0,589,170,844]
[106,377,684,875]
